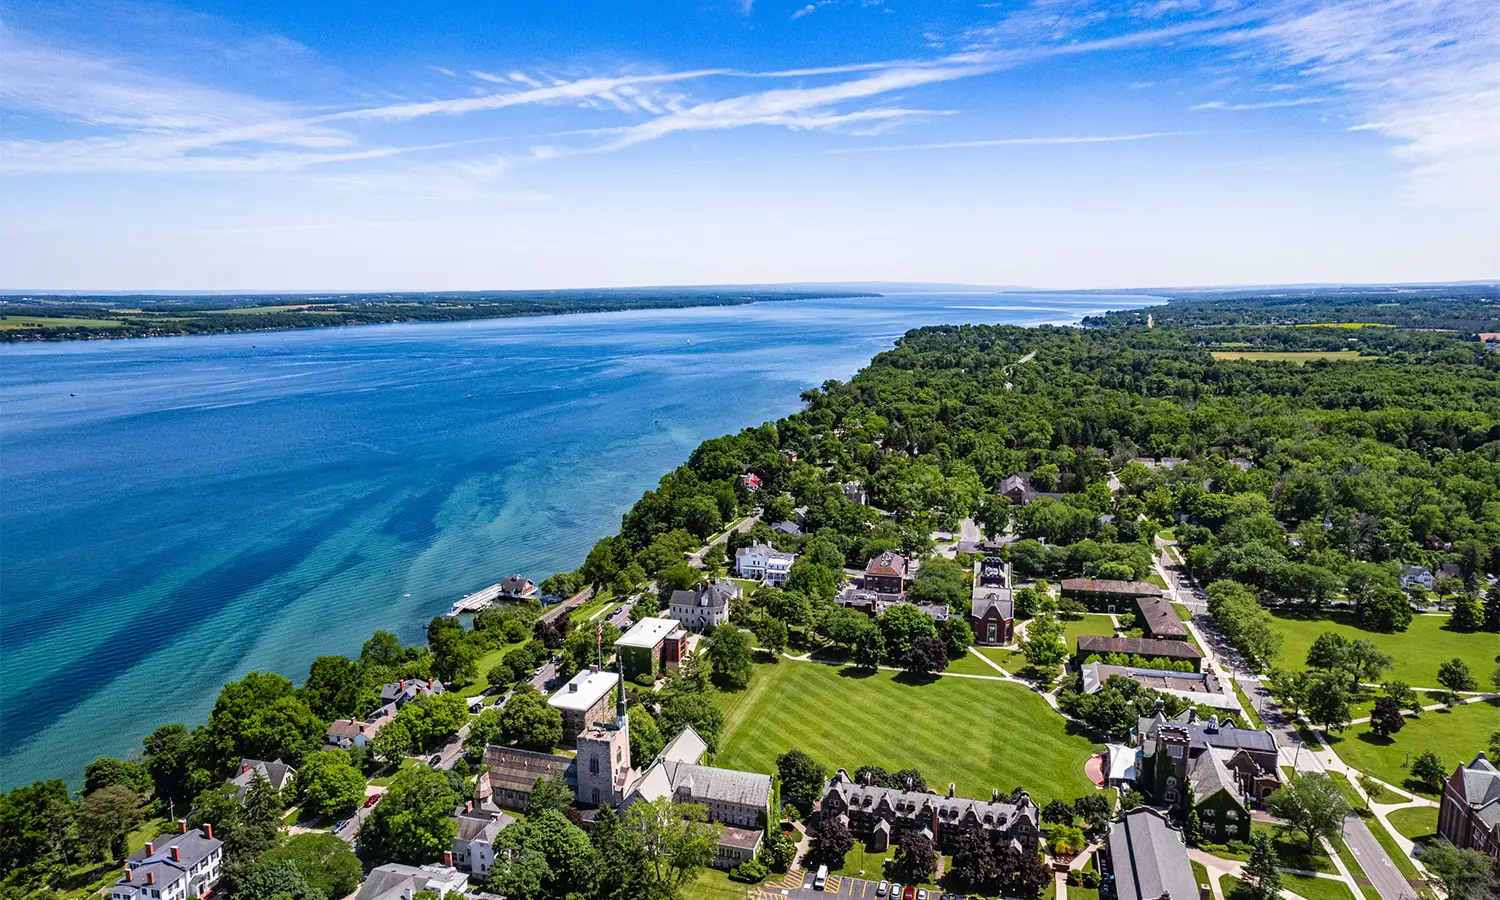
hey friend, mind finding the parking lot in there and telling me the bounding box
[758,870,917,900]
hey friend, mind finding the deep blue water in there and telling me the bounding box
[0,292,1155,787]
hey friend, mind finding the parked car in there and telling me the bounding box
[917,890,928,900]
[363,794,380,807]
[890,884,902,900]
[877,883,890,898]
[429,754,443,766]
[903,886,917,900]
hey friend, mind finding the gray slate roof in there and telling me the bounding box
[229,758,295,794]
[1107,808,1199,900]
[660,759,773,809]
[971,587,1014,620]
[1139,710,1278,755]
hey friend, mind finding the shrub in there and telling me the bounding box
[732,859,769,883]
[634,672,655,687]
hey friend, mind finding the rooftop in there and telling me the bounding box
[1061,578,1163,597]
[1136,596,1188,638]
[1107,808,1199,900]
[548,667,619,711]
[617,616,682,648]
[1077,635,1202,661]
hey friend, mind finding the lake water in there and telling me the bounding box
[0,291,1156,787]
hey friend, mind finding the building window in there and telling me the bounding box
[987,622,997,643]
[1227,810,1239,821]
[590,757,599,774]
[592,788,600,804]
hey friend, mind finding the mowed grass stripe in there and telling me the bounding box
[713,662,1101,803]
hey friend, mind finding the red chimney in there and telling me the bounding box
[178,820,188,834]
[465,800,473,812]
[443,851,454,867]
[170,847,180,862]
[124,869,134,882]
[145,842,155,856]
[204,824,213,840]
[146,872,156,886]
[242,763,250,774]
[428,679,434,690]
[399,679,406,690]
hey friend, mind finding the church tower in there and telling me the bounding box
[574,656,633,808]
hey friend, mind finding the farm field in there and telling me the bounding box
[714,661,1102,803]
[0,314,124,330]
[1210,350,1367,362]
[1265,612,1497,688]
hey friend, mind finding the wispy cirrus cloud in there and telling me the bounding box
[826,131,1185,153]
[1192,97,1325,110]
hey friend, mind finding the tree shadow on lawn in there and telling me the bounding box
[892,671,943,686]
[837,666,879,680]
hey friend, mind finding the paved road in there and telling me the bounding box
[1159,548,1416,900]
[1343,815,1417,900]
[688,513,761,566]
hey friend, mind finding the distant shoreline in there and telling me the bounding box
[0,289,880,343]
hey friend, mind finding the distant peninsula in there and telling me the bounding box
[0,287,878,342]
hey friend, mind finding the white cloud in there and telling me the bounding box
[793,2,836,19]
[1191,97,1325,110]
[827,131,1185,153]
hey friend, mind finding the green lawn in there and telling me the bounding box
[947,648,1008,677]
[1349,691,1444,722]
[1068,886,1101,900]
[1233,680,1266,729]
[830,843,944,888]
[1063,614,1119,648]
[460,640,529,697]
[1265,612,1497,689]
[715,661,1102,803]
[1192,861,1213,894]
[1322,699,1500,796]
[682,866,753,900]
[977,644,1027,673]
[1205,821,1338,875]
[1386,806,1439,842]
[1223,873,1356,900]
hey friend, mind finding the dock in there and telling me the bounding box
[445,583,503,617]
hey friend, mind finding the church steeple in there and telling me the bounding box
[615,653,628,730]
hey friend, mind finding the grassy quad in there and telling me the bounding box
[1062,614,1119,647]
[1386,806,1439,843]
[714,662,1102,804]
[1322,699,1500,796]
[1264,612,1497,689]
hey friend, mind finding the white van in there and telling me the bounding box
[813,865,829,891]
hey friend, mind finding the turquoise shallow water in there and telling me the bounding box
[0,292,1154,787]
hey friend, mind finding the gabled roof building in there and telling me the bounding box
[1438,752,1500,861]
[228,758,296,796]
[111,822,222,900]
[668,580,739,633]
[1102,808,1201,900]
[818,769,1040,854]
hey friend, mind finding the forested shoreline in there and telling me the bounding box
[0,288,875,342]
[6,288,1500,900]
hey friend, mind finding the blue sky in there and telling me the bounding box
[1,0,1494,290]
